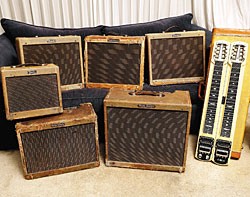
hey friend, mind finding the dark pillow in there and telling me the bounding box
[1,18,104,46]
[103,13,193,36]
[0,33,18,66]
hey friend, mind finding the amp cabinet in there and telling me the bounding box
[146,31,205,85]
[85,35,145,90]
[104,88,191,172]
[16,35,84,91]
[1,63,63,120]
[16,103,100,179]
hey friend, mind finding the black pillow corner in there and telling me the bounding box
[0,33,18,66]
[1,18,104,45]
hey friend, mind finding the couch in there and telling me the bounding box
[0,13,212,150]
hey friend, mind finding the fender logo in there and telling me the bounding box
[51,122,65,128]
[47,39,56,43]
[137,104,156,109]
[172,34,181,38]
[27,70,37,75]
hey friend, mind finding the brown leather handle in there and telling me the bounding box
[108,38,121,43]
[11,63,46,68]
[163,25,184,33]
[129,90,165,97]
[106,32,128,37]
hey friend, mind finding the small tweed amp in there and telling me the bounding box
[16,35,84,91]
[146,30,205,85]
[16,103,100,179]
[104,88,191,172]
[1,63,63,120]
[85,35,145,90]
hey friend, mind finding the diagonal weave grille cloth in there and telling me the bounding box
[151,36,203,80]
[87,42,141,84]
[21,123,97,173]
[23,43,82,85]
[107,107,188,166]
[6,74,59,113]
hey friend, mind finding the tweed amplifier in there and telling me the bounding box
[85,35,145,90]
[1,63,63,120]
[104,88,191,172]
[16,35,84,91]
[146,31,205,85]
[16,103,100,179]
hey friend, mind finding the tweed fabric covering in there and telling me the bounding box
[23,43,82,86]
[21,123,97,173]
[151,36,203,80]
[87,42,141,84]
[6,74,59,113]
[107,107,188,166]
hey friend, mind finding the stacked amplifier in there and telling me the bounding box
[146,31,205,85]
[195,28,250,165]
[1,36,100,179]
[84,35,145,90]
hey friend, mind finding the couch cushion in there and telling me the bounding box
[103,13,193,36]
[1,18,104,46]
[0,33,18,66]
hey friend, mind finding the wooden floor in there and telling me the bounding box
[1,116,250,196]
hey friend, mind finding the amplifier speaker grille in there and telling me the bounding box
[107,107,188,166]
[21,123,97,173]
[23,43,82,86]
[87,42,141,84]
[151,36,203,80]
[6,74,59,113]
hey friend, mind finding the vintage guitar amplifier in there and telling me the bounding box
[104,88,191,172]
[16,35,84,91]
[146,31,205,85]
[1,63,63,120]
[16,103,100,179]
[85,35,145,90]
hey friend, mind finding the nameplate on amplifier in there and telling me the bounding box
[27,70,37,75]
[137,104,156,109]
[50,122,65,128]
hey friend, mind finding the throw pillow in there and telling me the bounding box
[103,13,193,36]
[1,18,104,46]
[0,33,18,66]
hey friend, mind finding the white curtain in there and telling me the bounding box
[0,0,249,33]
[192,0,250,30]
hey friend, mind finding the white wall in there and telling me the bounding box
[0,0,249,33]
